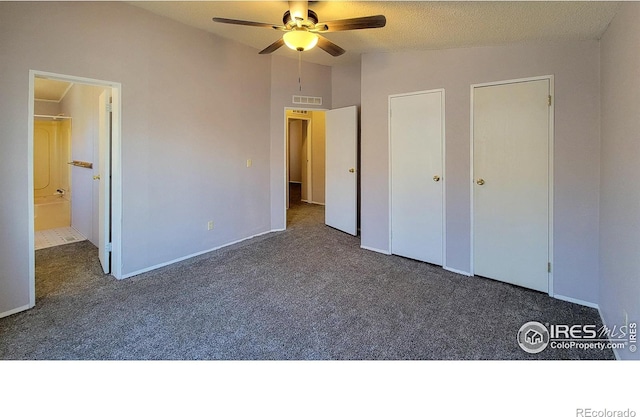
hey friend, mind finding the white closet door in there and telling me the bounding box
[473,79,550,292]
[390,91,444,265]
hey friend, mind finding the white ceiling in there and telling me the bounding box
[130,1,622,66]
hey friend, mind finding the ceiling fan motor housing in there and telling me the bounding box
[283,9,318,26]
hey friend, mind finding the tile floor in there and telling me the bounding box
[35,227,87,250]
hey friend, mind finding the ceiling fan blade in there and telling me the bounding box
[315,15,386,32]
[212,17,283,30]
[316,35,346,57]
[259,38,285,55]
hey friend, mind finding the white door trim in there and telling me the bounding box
[469,75,554,296]
[28,70,123,306]
[98,90,111,274]
[388,89,446,266]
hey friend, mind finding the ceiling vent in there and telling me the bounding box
[292,95,322,106]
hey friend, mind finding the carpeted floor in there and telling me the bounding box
[0,194,613,359]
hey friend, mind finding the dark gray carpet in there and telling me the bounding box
[0,200,613,360]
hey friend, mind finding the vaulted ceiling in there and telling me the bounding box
[130,1,621,66]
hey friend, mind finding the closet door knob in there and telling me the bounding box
[476,178,485,186]
[93,175,101,180]
[433,175,440,182]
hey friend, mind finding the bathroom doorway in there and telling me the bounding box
[33,79,86,250]
[28,70,122,307]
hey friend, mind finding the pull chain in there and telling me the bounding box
[298,50,302,92]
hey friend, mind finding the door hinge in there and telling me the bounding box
[106,103,112,112]
[548,95,552,107]
[547,262,551,273]
[107,242,112,252]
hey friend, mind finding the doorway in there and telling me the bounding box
[282,106,359,235]
[471,76,554,294]
[287,115,311,207]
[285,109,327,219]
[28,70,122,307]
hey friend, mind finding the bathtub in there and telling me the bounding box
[34,194,71,231]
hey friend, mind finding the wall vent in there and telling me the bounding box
[292,95,322,106]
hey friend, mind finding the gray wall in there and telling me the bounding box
[360,41,601,304]
[0,2,272,315]
[269,55,332,230]
[599,2,640,359]
[332,61,362,109]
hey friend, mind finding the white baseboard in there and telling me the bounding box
[0,304,32,319]
[553,293,599,309]
[121,229,276,280]
[443,266,472,277]
[360,245,391,255]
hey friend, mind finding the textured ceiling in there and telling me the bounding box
[130,1,621,66]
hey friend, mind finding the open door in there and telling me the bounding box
[97,91,111,274]
[325,106,358,235]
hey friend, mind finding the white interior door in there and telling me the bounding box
[97,90,111,274]
[325,106,358,235]
[473,78,550,292]
[390,90,444,265]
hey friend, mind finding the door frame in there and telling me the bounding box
[469,75,554,296]
[388,89,446,266]
[97,90,111,274]
[28,70,123,306]
[282,107,328,228]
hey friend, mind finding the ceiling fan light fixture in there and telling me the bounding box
[283,30,318,52]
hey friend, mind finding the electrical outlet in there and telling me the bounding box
[246,159,252,168]
[207,221,214,231]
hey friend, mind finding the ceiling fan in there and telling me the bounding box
[212,1,386,57]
